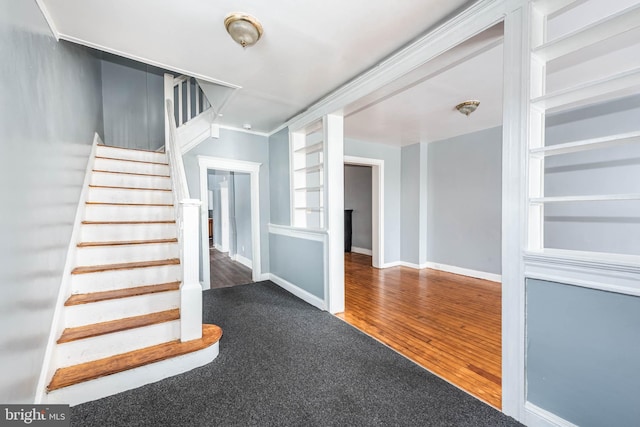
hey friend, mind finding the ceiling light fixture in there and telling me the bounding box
[224,13,263,48]
[455,100,480,116]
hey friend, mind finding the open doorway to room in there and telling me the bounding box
[337,23,504,409]
[206,169,254,288]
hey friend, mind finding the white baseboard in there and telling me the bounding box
[374,259,501,283]
[232,253,253,270]
[424,262,501,283]
[213,243,224,252]
[524,402,578,427]
[350,246,373,256]
[269,274,326,311]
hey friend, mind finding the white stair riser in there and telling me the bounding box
[90,172,171,190]
[65,291,180,327]
[55,320,180,368]
[85,204,175,222]
[88,187,173,205]
[96,146,167,164]
[71,264,181,293]
[94,158,169,176]
[81,222,177,242]
[76,242,179,267]
[43,342,219,406]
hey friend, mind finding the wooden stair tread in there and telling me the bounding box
[57,309,180,344]
[97,144,165,154]
[65,282,181,306]
[89,184,171,192]
[95,156,168,166]
[48,324,222,391]
[93,169,170,178]
[71,258,180,274]
[78,238,178,247]
[82,220,175,225]
[86,201,173,206]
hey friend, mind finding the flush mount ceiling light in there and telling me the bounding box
[455,100,480,116]
[224,13,263,48]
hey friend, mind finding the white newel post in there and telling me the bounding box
[180,199,203,342]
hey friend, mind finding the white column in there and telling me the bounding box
[324,113,345,313]
[180,199,203,342]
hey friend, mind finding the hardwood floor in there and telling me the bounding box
[337,252,502,409]
[209,247,253,289]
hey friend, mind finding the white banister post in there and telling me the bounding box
[180,199,203,342]
[164,74,175,148]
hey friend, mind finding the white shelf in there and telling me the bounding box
[294,164,323,173]
[294,186,323,192]
[294,207,324,212]
[294,142,323,155]
[531,68,640,113]
[533,0,585,17]
[533,4,640,62]
[530,131,640,157]
[530,194,640,203]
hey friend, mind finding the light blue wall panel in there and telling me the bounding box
[268,128,291,225]
[527,279,640,427]
[269,234,324,298]
[0,0,104,402]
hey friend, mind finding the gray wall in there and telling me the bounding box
[544,96,640,256]
[208,171,229,248]
[233,172,252,261]
[400,143,428,265]
[268,128,291,225]
[526,279,640,427]
[101,55,164,151]
[0,0,104,403]
[427,126,502,275]
[269,234,325,299]
[344,165,372,250]
[345,138,402,263]
[183,129,270,277]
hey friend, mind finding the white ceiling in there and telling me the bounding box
[39,0,482,138]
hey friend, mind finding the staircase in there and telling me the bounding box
[43,144,221,405]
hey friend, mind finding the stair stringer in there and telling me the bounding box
[35,133,102,404]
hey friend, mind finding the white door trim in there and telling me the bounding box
[198,156,262,288]
[343,155,385,268]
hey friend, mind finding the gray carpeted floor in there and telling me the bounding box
[71,281,523,426]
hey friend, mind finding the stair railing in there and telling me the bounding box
[165,98,203,342]
[170,75,211,129]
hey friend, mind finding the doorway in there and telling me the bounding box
[198,156,262,289]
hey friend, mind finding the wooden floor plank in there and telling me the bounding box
[338,252,502,409]
[48,324,222,391]
[209,247,253,289]
[65,282,181,306]
[57,309,180,344]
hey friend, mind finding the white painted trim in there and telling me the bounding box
[276,0,505,134]
[217,124,270,138]
[424,262,502,283]
[198,156,262,286]
[214,243,224,252]
[232,253,253,270]
[57,34,241,90]
[269,274,326,311]
[400,261,430,270]
[524,402,579,427]
[268,223,327,242]
[344,155,385,269]
[524,251,640,297]
[351,246,373,256]
[35,0,60,40]
[379,261,403,268]
[35,133,101,403]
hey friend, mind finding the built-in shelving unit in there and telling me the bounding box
[528,0,640,257]
[291,119,325,229]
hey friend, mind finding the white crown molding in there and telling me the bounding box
[35,0,60,40]
[217,124,270,138]
[57,33,241,89]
